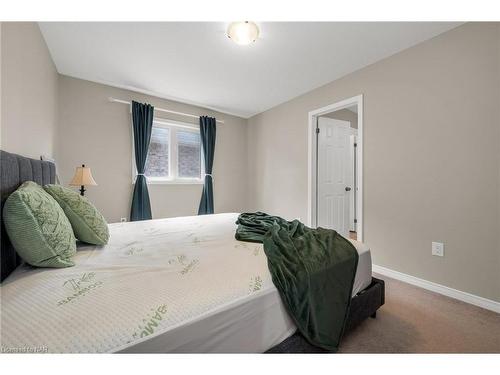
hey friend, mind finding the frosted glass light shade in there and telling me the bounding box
[227,21,259,45]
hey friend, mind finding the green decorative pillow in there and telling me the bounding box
[44,184,109,245]
[3,181,76,268]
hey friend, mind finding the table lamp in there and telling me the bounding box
[69,164,97,196]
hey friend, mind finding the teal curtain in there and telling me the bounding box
[198,116,216,215]
[130,101,154,221]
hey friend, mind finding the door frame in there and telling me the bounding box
[307,94,364,242]
[348,131,358,232]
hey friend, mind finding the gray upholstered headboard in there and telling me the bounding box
[0,150,56,282]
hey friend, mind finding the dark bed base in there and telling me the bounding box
[266,277,385,353]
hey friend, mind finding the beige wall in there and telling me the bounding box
[1,22,58,159]
[247,23,500,302]
[1,22,2,144]
[56,76,248,223]
[323,108,358,129]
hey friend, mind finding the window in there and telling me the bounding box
[136,120,204,184]
[144,126,169,178]
[177,130,202,178]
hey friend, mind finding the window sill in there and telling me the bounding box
[132,178,204,185]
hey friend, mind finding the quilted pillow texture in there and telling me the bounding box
[44,184,109,245]
[3,181,76,268]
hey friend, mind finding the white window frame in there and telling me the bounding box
[132,118,205,185]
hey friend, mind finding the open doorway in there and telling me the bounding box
[308,95,363,242]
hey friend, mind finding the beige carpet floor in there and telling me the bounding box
[339,274,500,353]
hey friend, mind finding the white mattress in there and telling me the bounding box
[0,213,371,353]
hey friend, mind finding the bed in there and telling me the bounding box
[0,150,384,353]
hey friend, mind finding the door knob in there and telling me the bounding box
[345,187,351,192]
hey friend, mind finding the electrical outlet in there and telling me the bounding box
[120,217,127,222]
[432,242,444,257]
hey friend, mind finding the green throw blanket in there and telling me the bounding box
[235,212,359,352]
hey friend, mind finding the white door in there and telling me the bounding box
[317,117,351,237]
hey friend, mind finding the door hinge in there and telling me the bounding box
[316,127,320,134]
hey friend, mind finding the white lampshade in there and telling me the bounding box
[69,165,97,187]
[227,21,259,45]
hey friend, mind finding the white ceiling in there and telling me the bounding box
[39,22,460,118]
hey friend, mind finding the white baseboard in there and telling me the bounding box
[372,264,500,314]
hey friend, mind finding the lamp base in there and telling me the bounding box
[79,186,86,196]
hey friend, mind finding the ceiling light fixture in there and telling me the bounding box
[227,21,259,45]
